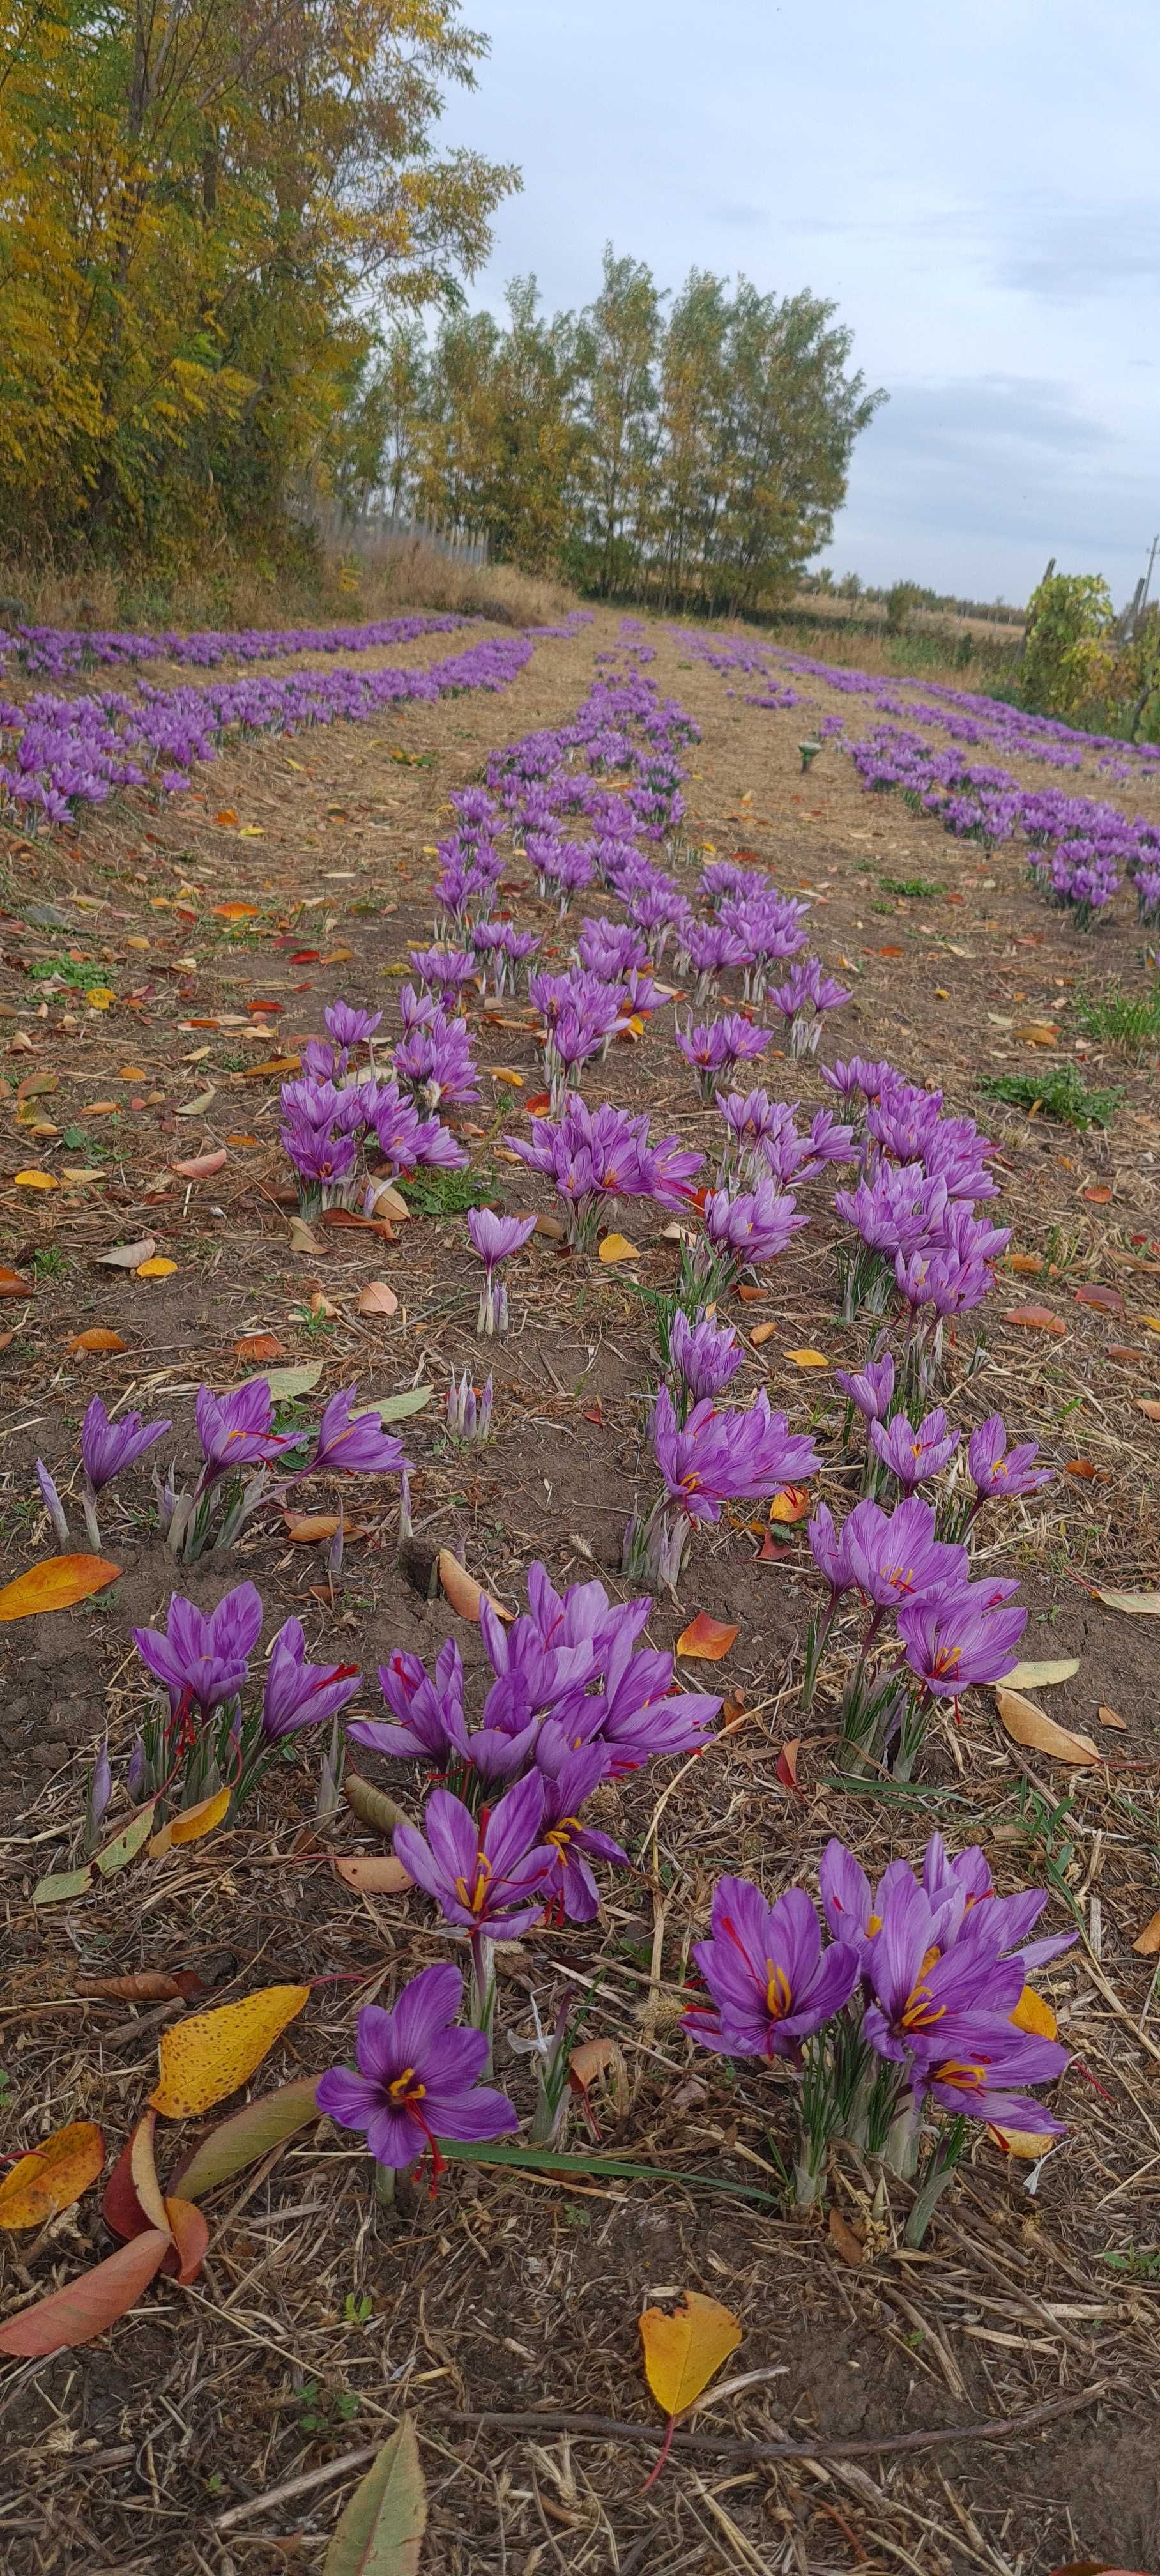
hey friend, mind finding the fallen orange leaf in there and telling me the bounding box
[1000,1305,1066,1335]
[775,1736,802,1790]
[67,1329,128,1353]
[0,2122,105,2230]
[676,1612,738,1660]
[0,1265,31,1296]
[749,1319,777,1346]
[770,1485,811,1524]
[1097,1704,1127,1729]
[137,1256,178,1278]
[333,1855,413,1894]
[1133,1910,1160,1955]
[0,1554,121,1621]
[1010,1985,1057,2041]
[989,2124,1058,2163]
[786,1347,829,1368]
[170,1149,227,1180]
[438,1550,515,1625]
[212,901,259,919]
[233,1331,287,1363]
[150,1986,311,2119]
[357,1280,399,1316]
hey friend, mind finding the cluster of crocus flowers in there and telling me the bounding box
[683,1833,1072,2231]
[675,1011,770,1103]
[770,956,851,1056]
[683,1177,807,1305]
[280,993,468,1213]
[466,1207,537,1337]
[508,1093,702,1252]
[445,1368,494,1445]
[625,1387,820,1588]
[149,1377,411,1563]
[128,1581,363,1817]
[803,1468,1029,1775]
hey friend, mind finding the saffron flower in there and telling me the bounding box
[324,999,381,1051]
[967,1414,1053,1504]
[683,1876,860,2058]
[836,1349,896,1423]
[897,1586,1027,1696]
[466,1206,537,1336]
[80,1395,171,1492]
[132,1581,263,1717]
[676,1012,770,1101]
[539,1746,629,1922]
[869,1407,960,1492]
[840,1493,966,1610]
[308,1387,412,1478]
[195,1380,291,1484]
[393,1774,556,1935]
[653,1386,820,1526]
[261,1618,362,1740]
[668,1309,744,1413]
[316,1963,518,2172]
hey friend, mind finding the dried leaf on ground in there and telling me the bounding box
[1132,1910,1160,1956]
[150,1985,311,2119]
[1097,1704,1128,1729]
[95,1237,155,1268]
[1011,1985,1058,2039]
[639,2288,743,2419]
[1000,1305,1067,1335]
[598,1233,639,1263]
[775,1737,803,1790]
[174,2077,322,2202]
[1004,1658,1081,1690]
[676,1612,738,1660]
[438,1550,514,1624]
[0,2122,105,2230]
[68,1328,128,1353]
[0,1265,30,1296]
[785,1347,828,1367]
[358,1280,399,1315]
[827,2207,866,2266]
[323,2416,427,2576]
[171,1149,227,1179]
[769,1484,811,1523]
[149,1786,231,1855]
[0,1554,121,1621]
[0,2230,171,2355]
[994,1687,1099,1765]
[334,1855,413,1894]
[1094,1588,1160,1616]
[234,1331,287,1363]
[344,1776,413,1836]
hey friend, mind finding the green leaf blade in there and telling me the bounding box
[324,2416,427,2576]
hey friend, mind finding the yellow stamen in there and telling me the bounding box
[765,1961,793,2020]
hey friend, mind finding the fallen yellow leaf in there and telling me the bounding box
[676,1613,739,1660]
[149,1786,232,1857]
[151,1986,311,2119]
[13,1169,58,1190]
[599,1234,640,1264]
[0,2122,105,2230]
[785,1347,829,1368]
[989,2124,1058,2161]
[994,1686,1099,1765]
[85,987,115,1009]
[136,1257,178,1278]
[639,2288,742,2421]
[1010,1985,1057,2041]
[749,1319,777,1346]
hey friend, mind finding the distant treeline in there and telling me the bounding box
[330,251,885,615]
[798,574,1025,626]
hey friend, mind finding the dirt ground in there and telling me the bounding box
[1,607,1159,2576]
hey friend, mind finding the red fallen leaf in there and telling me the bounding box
[289,949,319,963]
[1064,1459,1108,1482]
[526,1091,551,1117]
[0,2228,171,2354]
[1000,1305,1066,1336]
[162,2194,208,2284]
[676,1612,738,1660]
[757,1529,791,1561]
[735,1283,765,1304]
[876,944,906,956]
[170,1149,227,1181]
[247,999,283,1014]
[583,1402,604,1425]
[775,1736,802,1791]
[1108,1344,1145,1364]
[1074,1283,1124,1315]
[1082,1184,1113,1205]
[102,2133,153,2243]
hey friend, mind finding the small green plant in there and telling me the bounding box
[27,957,93,986]
[32,1246,68,1278]
[981,1063,1120,1130]
[1101,2246,1160,2280]
[1075,979,1160,1060]
[399,1163,495,1218]
[298,2382,361,2434]
[342,2291,374,2326]
[880,874,940,898]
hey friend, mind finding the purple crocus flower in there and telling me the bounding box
[538,1745,629,1921]
[968,1414,1053,1503]
[324,999,382,1050]
[349,1638,466,1765]
[393,1774,556,1935]
[466,1206,538,1337]
[652,1385,820,1526]
[841,1494,966,1611]
[261,1618,363,1739]
[682,1876,860,2059]
[702,1179,807,1271]
[132,1581,263,1717]
[195,1380,291,1485]
[869,1407,960,1492]
[309,1387,412,1477]
[912,2022,1069,2135]
[668,1309,744,1409]
[807,1503,854,1600]
[316,1962,518,2171]
[897,1586,1027,1695]
[80,1395,171,1493]
[35,1457,71,1547]
[835,1349,896,1423]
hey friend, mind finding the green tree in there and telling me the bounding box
[1020,572,1116,720]
[574,246,662,594]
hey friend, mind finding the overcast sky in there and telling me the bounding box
[437,0,1160,604]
